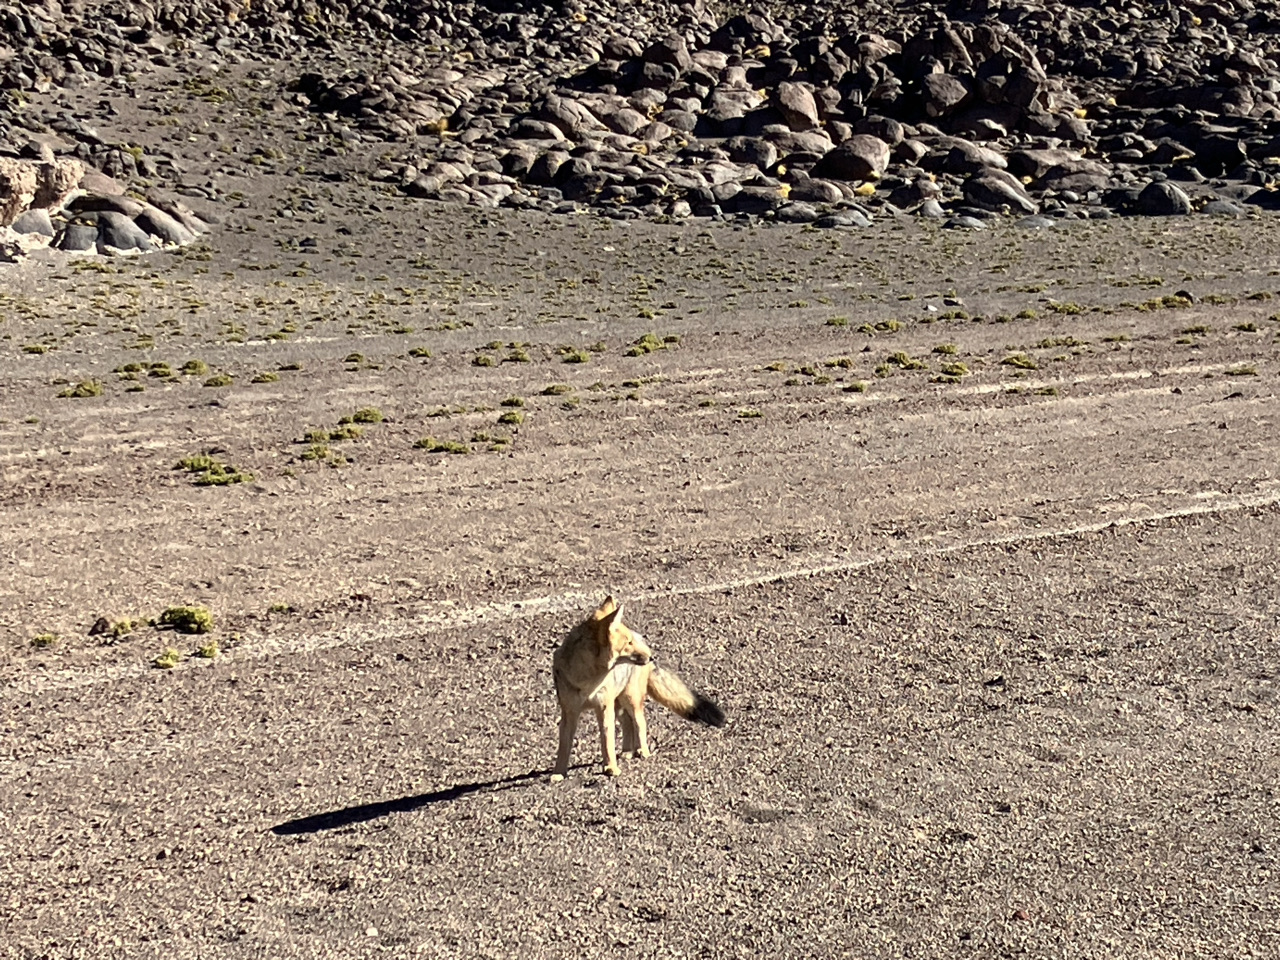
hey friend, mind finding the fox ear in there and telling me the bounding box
[596,602,624,642]
[604,601,624,632]
[592,595,617,621]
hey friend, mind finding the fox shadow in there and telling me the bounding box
[270,767,561,836]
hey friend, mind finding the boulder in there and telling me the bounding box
[96,211,155,253]
[921,73,972,118]
[775,81,820,131]
[1135,181,1192,216]
[725,136,779,170]
[789,178,845,203]
[810,135,891,181]
[11,209,54,236]
[964,170,1038,215]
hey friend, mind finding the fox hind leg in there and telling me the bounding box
[619,679,650,760]
[619,706,640,757]
[552,704,581,781]
[595,700,620,776]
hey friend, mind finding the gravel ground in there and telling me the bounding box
[3,30,1280,959]
[3,512,1278,959]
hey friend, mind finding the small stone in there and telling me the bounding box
[944,215,988,230]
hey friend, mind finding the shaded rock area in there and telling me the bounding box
[6,0,1280,224]
[0,152,208,261]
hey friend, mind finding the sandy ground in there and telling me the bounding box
[2,63,1280,959]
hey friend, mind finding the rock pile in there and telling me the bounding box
[0,0,703,94]
[0,150,208,262]
[6,0,1280,223]
[370,3,1280,223]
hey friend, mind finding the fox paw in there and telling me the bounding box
[603,765,620,777]
[550,772,566,783]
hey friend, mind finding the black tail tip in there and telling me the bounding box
[691,694,726,728]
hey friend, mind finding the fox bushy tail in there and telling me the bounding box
[647,666,726,727]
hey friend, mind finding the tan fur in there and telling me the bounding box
[551,596,725,780]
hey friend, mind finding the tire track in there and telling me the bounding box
[6,486,1278,699]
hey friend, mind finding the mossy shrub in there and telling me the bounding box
[158,606,214,634]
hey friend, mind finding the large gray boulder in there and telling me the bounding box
[1135,181,1192,216]
[775,81,820,132]
[810,135,891,181]
[964,171,1038,215]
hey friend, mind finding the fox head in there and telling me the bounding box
[591,596,651,668]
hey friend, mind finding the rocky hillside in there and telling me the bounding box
[5,0,1280,225]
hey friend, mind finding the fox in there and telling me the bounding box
[551,596,726,780]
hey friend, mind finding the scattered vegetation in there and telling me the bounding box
[175,454,253,486]
[1001,353,1039,370]
[886,351,928,370]
[153,647,183,669]
[57,380,103,399]
[1135,295,1193,311]
[1047,301,1085,315]
[415,437,471,454]
[625,332,678,357]
[159,606,214,634]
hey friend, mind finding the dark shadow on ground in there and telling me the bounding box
[270,768,564,835]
